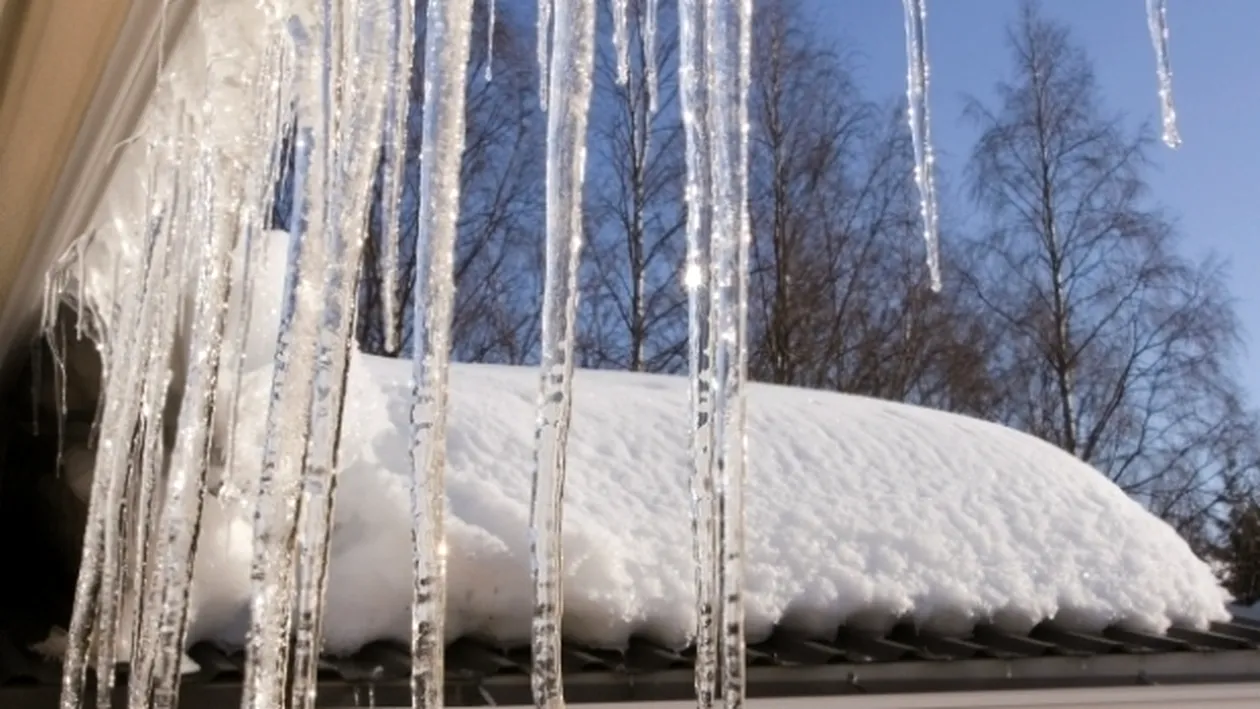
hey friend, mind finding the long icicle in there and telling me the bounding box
[146,128,234,709]
[731,0,754,702]
[242,14,328,704]
[676,0,717,704]
[703,0,749,703]
[901,0,942,293]
[531,0,598,705]
[407,0,477,705]
[290,1,392,705]
[1145,0,1181,148]
[378,0,417,352]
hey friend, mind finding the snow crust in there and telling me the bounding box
[182,232,1231,654]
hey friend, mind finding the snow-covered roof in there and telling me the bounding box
[194,353,1229,655]
[134,227,1225,657]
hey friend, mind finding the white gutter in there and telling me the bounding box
[475,683,1260,709]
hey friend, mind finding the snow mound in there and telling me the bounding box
[190,353,1230,655]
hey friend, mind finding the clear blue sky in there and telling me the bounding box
[801,0,1260,398]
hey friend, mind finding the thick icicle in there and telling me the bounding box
[242,139,323,709]
[678,0,753,704]
[242,14,328,703]
[144,134,233,709]
[531,0,597,705]
[378,0,417,353]
[900,0,942,293]
[406,0,476,705]
[289,3,394,705]
[676,0,717,704]
[702,0,750,703]
[1145,0,1181,149]
[612,0,630,84]
[222,37,295,494]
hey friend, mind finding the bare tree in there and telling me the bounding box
[742,0,993,411]
[357,2,545,364]
[578,0,687,373]
[961,1,1259,530]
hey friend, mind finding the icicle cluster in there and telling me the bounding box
[55,6,300,704]
[1145,0,1181,149]
[678,0,754,706]
[49,1,394,708]
[901,0,942,294]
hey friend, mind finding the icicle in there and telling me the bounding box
[407,0,476,705]
[530,0,597,704]
[378,0,417,353]
[679,0,753,704]
[676,0,717,703]
[291,3,393,706]
[1145,0,1181,148]
[124,161,191,709]
[901,0,942,293]
[485,0,497,81]
[612,0,629,85]
[243,126,322,709]
[222,37,295,491]
[701,0,751,703]
[242,13,326,703]
[538,0,553,109]
[730,0,754,703]
[644,0,660,113]
[59,129,184,709]
[144,123,233,708]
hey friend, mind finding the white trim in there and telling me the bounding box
[0,0,196,371]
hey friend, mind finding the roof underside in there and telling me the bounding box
[3,617,1260,708]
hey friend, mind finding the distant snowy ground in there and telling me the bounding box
[171,231,1232,655]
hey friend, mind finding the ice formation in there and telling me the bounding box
[532,0,598,704]
[406,0,476,705]
[901,0,943,293]
[677,0,718,698]
[677,0,755,703]
[1145,0,1181,149]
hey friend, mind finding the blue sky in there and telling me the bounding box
[800,0,1260,397]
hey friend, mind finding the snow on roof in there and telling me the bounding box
[188,352,1230,655]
